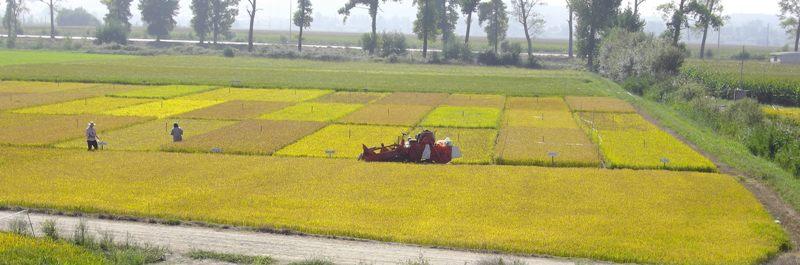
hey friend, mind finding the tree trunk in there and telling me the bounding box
[587,25,596,69]
[370,13,377,55]
[465,12,473,45]
[49,1,55,39]
[699,0,714,59]
[568,6,573,58]
[672,0,686,46]
[440,0,448,49]
[493,6,498,54]
[795,21,800,52]
[422,0,429,58]
[248,0,256,52]
[298,22,304,52]
[524,26,532,58]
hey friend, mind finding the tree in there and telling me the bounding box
[338,0,401,55]
[779,0,800,51]
[57,7,100,27]
[191,0,211,44]
[3,0,25,48]
[693,0,725,59]
[617,6,644,32]
[413,0,440,57]
[659,0,703,46]
[478,0,508,54]
[139,0,179,42]
[293,0,313,52]
[460,0,479,46]
[209,0,239,44]
[246,0,258,52]
[39,0,61,39]
[102,0,134,31]
[633,0,645,15]
[569,0,622,69]
[511,0,545,59]
[566,0,573,58]
[438,0,459,48]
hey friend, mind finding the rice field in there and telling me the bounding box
[0,146,786,265]
[176,101,292,120]
[442,94,506,108]
[496,127,600,167]
[104,99,223,118]
[339,104,432,126]
[764,106,800,124]
[0,81,96,94]
[566,96,637,113]
[415,127,497,164]
[373,92,449,106]
[180,88,333,102]
[0,113,150,146]
[502,110,579,129]
[0,233,106,264]
[109,85,216,99]
[313,91,387,104]
[420,106,501,129]
[12,97,154,115]
[166,120,326,155]
[276,124,408,158]
[0,84,146,111]
[261,102,363,122]
[506,97,571,111]
[55,119,235,151]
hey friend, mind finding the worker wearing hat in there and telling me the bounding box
[86,122,100,151]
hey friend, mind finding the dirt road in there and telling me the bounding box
[0,210,600,265]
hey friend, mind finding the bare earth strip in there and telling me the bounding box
[0,211,605,265]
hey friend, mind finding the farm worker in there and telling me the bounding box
[170,123,184,142]
[86,122,100,151]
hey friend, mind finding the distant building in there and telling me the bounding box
[770,52,800,64]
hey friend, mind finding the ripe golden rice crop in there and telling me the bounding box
[12,97,154,115]
[596,129,717,172]
[0,84,147,111]
[0,146,787,265]
[166,120,326,155]
[0,233,106,264]
[179,88,332,102]
[414,127,497,164]
[764,106,800,124]
[276,124,407,158]
[0,81,96,94]
[176,100,292,120]
[55,119,235,151]
[505,97,569,111]
[503,110,579,129]
[420,106,501,128]
[313,91,388,104]
[575,112,652,131]
[109,85,216,99]
[566,96,636,113]
[373,92,449,106]
[261,102,363,122]
[496,127,600,167]
[442,94,505,108]
[339,104,433,126]
[0,114,150,146]
[103,99,223,118]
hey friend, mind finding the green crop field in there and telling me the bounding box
[0,233,106,264]
[683,60,800,106]
[0,50,129,66]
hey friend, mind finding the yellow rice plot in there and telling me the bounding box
[373,92,449,106]
[442,94,505,108]
[313,91,388,104]
[566,96,636,113]
[109,85,216,99]
[0,81,96,94]
[179,88,333,102]
[339,104,433,126]
[0,84,147,111]
[103,99,223,118]
[12,97,154,115]
[276,124,408,158]
[764,106,800,124]
[496,127,600,167]
[596,129,717,172]
[420,106,501,129]
[0,114,150,146]
[414,127,497,164]
[575,112,652,131]
[506,97,570,111]
[261,102,363,122]
[176,101,293,120]
[166,120,326,155]
[503,110,579,129]
[55,119,235,151]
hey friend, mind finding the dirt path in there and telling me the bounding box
[0,210,603,265]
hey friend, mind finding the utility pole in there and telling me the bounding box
[717,28,721,50]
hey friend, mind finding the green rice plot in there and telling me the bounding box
[414,127,497,165]
[276,124,408,158]
[103,100,223,118]
[12,97,154,115]
[420,106,501,129]
[109,85,216,99]
[261,102,363,122]
[180,88,333,102]
[56,119,235,151]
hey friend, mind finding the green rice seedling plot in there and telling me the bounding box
[506,97,570,111]
[176,100,292,120]
[566,96,636,113]
[109,85,216,99]
[55,119,235,151]
[496,127,600,167]
[261,102,363,122]
[373,92,449,106]
[502,110,578,129]
[0,114,150,146]
[0,84,149,111]
[166,120,326,155]
[0,50,129,66]
[339,104,433,126]
[104,100,223,118]
[0,81,96,94]
[276,124,408,158]
[442,94,505,108]
[12,97,154,115]
[414,127,497,164]
[313,91,388,104]
[420,106,501,129]
[180,88,333,102]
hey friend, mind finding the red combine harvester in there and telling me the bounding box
[360,130,461,164]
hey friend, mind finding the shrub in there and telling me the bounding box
[94,22,129,45]
[500,41,522,66]
[622,75,655,95]
[477,51,500,65]
[360,33,378,54]
[223,47,235,58]
[41,219,60,240]
[652,44,685,76]
[598,28,684,81]
[731,50,751,60]
[443,41,472,62]
[380,31,407,57]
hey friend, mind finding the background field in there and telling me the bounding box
[55,119,235,151]
[166,120,326,155]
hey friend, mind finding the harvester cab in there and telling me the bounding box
[360,130,462,164]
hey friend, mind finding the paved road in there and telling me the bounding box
[0,210,603,265]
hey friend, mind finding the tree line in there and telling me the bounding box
[2,0,800,65]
